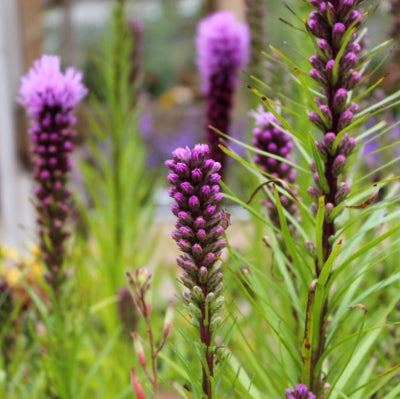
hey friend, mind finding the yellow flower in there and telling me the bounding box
[29,261,43,280]
[5,267,21,287]
[28,244,41,258]
[2,247,20,263]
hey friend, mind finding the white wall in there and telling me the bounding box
[0,0,34,249]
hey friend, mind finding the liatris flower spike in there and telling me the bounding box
[19,54,87,293]
[307,0,362,261]
[285,384,316,399]
[196,11,250,176]
[303,1,364,394]
[166,144,229,398]
[250,105,298,226]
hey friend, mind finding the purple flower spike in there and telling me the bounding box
[305,1,366,391]
[306,0,365,212]
[285,384,316,399]
[250,106,298,226]
[166,144,227,309]
[196,11,250,175]
[19,55,87,119]
[19,55,87,292]
[166,144,229,397]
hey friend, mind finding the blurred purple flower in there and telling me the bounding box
[139,107,201,169]
[250,105,296,183]
[250,105,298,226]
[285,384,316,399]
[18,55,87,291]
[196,11,250,175]
[19,55,87,119]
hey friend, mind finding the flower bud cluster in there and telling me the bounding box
[196,11,250,174]
[166,144,228,330]
[285,384,316,399]
[18,55,87,289]
[250,106,298,225]
[306,1,364,211]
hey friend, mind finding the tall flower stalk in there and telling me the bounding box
[196,11,250,177]
[18,55,87,294]
[166,144,229,398]
[304,0,363,393]
[245,0,267,79]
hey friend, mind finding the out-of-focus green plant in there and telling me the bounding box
[77,0,156,301]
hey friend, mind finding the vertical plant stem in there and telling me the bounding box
[110,0,125,291]
[142,301,158,388]
[200,293,214,398]
[310,82,341,395]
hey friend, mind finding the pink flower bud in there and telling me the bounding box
[333,88,348,111]
[132,332,146,369]
[335,183,351,203]
[332,154,347,176]
[130,369,146,399]
[162,302,174,339]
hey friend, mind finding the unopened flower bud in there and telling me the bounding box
[309,112,325,130]
[132,332,146,368]
[188,302,202,319]
[333,88,348,111]
[319,104,333,127]
[308,186,321,199]
[335,183,351,203]
[340,52,357,72]
[307,12,328,39]
[199,266,208,284]
[325,202,334,217]
[340,136,357,155]
[209,315,222,332]
[332,154,347,176]
[310,69,327,85]
[332,22,346,46]
[162,302,174,339]
[131,369,146,399]
[324,132,336,151]
[192,285,205,302]
[313,172,321,186]
[338,110,354,130]
[317,39,333,59]
[309,55,325,70]
[343,70,361,89]
[346,10,364,26]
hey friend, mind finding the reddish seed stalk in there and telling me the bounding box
[128,270,172,394]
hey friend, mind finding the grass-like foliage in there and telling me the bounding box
[1,1,400,399]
